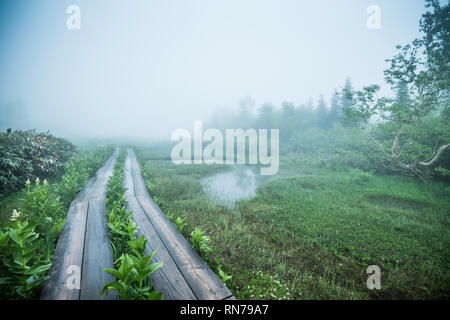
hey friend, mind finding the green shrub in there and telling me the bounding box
[0,130,76,196]
[0,144,114,299]
[348,168,374,184]
[22,178,62,231]
[0,210,52,299]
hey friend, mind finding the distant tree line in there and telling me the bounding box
[209,77,351,139]
[207,0,449,181]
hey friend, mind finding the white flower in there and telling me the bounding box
[25,178,31,186]
[43,179,48,186]
[35,177,40,185]
[10,209,21,221]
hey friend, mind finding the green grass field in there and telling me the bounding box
[1,144,447,299]
[136,145,450,300]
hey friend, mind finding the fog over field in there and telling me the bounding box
[0,0,425,140]
[0,1,449,302]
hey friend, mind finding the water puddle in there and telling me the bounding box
[201,166,258,209]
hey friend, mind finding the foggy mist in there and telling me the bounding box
[0,0,425,140]
[1,0,449,303]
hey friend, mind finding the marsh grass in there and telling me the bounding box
[137,147,450,300]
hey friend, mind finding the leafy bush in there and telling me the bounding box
[0,210,52,299]
[21,178,64,259]
[348,168,374,184]
[0,130,76,196]
[0,145,114,299]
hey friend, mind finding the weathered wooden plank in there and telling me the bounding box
[80,199,116,300]
[125,149,234,300]
[41,149,118,300]
[137,196,207,268]
[40,201,88,300]
[124,155,197,300]
[89,153,118,200]
[129,199,197,300]
[178,266,234,300]
[130,154,207,269]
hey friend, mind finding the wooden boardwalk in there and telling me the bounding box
[124,149,234,300]
[41,149,119,300]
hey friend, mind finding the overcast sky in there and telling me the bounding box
[0,0,427,140]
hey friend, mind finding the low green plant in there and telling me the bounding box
[22,178,62,237]
[166,211,174,222]
[153,196,162,206]
[0,210,51,299]
[190,227,212,254]
[215,260,232,283]
[128,235,147,257]
[102,251,163,300]
[139,161,157,194]
[174,217,186,233]
[349,168,374,184]
[106,206,134,258]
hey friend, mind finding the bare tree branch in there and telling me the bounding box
[391,124,406,156]
[418,143,450,166]
[393,142,412,160]
[369,135,392,158]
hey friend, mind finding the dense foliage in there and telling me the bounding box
[0,210,52,299]
[0,146,114,299]
[341,0,449,180]
[0,129,76,196]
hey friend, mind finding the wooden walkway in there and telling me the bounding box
[41,149,119,300]
[124,149,234,300]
